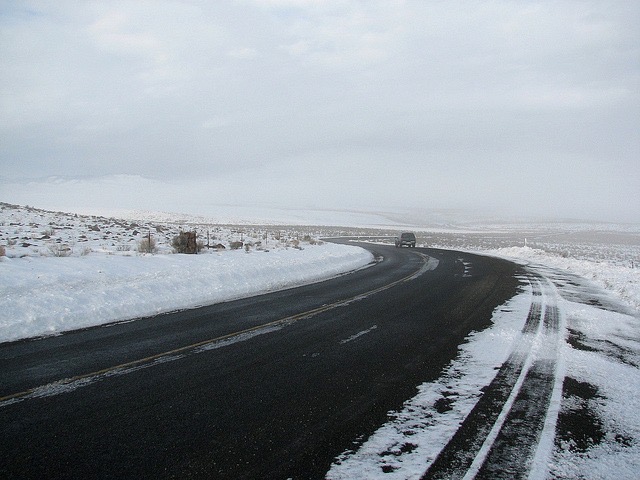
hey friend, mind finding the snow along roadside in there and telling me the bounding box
[327,280,534,479]
[0,243,373,344]
[328,246,639,480]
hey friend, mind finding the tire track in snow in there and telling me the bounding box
[473,301,561,479]
[422,274,563,480]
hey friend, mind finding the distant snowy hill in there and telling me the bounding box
[3,174,637,229]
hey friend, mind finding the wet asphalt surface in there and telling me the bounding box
[0,241,522,479]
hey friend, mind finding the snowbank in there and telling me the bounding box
[0,243,373,343]
[483,246,640,311]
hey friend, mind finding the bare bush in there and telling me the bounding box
[229,241,243,250]
[0,245,5,257]
[172,231,201,254]
[138,235,158,254]
[49,244,72,257]
[300,235,321,245]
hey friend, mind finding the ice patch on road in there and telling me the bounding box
[340,325,378,345]
[195,324,286,352]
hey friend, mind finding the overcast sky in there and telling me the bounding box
[1,1,639,222]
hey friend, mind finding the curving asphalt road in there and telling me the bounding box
[0,240,523,479]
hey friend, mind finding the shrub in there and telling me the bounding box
[172,231,201,254]
[49,244,72,257]
[138,236,158,254]
[0,245,5,257]
[302,235,320,245]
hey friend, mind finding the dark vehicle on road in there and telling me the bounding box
[395,232,416,248]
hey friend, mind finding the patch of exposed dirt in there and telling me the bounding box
[555,377,605,453]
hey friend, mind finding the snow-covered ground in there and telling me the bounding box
[2,202,639,478]
[0,203,373,343]
[484,246,639,479]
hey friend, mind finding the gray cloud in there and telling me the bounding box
[1,0,638,222]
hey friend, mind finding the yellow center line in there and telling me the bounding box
[1,251,430,405]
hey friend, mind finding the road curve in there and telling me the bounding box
[0,241,522,479]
